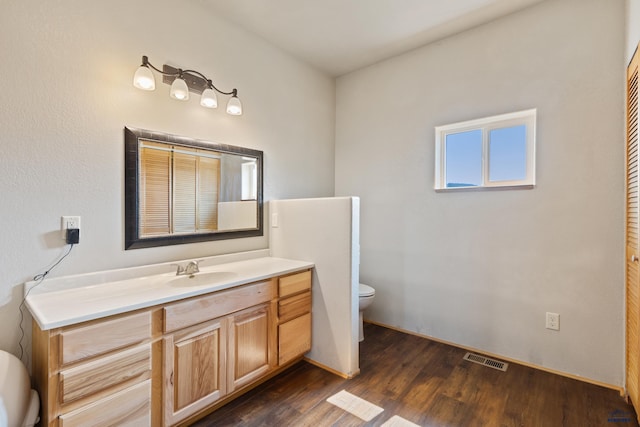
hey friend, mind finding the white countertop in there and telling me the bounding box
[26,256,314,330]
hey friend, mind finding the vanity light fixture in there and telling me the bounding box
[133,55,242,115]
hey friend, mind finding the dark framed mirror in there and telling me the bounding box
[124,127,263,249]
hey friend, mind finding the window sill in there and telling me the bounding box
[435,184,535,193]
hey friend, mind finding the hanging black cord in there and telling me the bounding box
[17,244,75,361]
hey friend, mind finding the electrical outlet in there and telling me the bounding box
[61,216,81,239]
[546,312,560,331]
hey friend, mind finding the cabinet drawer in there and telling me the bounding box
[278,291,311,323]
[278,312,311,365]
[60,311,152,365]
[60,343,151,404]
[164,280,275,333]
[59,379,151,427]
[278,270,311,298]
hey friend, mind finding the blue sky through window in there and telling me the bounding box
[444,126,527,187]
[445,130,482,187]
[489,125,527,181]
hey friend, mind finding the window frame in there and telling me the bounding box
[434,109,536,191]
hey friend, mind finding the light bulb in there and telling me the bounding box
[226,95,242,115]
[133,65,155,91]
[170,77,189,101]
[200,88,218,108]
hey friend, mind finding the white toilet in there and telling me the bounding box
[0,350,40,427]
[358,283,376,342]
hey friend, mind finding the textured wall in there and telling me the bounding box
[336,0,625,386]
[0,0,335,360]
[627,0,640,63]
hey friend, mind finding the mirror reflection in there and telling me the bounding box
[125,127,263,249]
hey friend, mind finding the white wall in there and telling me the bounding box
[627,0,640,63]
[270,197,360,378]
[336,0,625,386]
[0,0,335,357]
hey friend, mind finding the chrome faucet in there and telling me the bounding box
[175,260,200,276]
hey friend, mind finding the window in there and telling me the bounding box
[434,109,536,190]
[241,159,257,200]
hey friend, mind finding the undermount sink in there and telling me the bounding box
[167,271,239,288]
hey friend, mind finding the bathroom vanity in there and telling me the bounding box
[26,256,313,426]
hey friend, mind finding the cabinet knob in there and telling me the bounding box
[633,255,639,263]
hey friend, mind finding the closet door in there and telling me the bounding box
[627,43,640,410]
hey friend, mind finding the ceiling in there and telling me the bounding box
[200,0,546,76]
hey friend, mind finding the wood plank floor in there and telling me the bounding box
[191,323,639,427]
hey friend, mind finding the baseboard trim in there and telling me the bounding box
[303,356,359,379]
[364,319,625,396]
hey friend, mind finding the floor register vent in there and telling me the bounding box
[463,352,508,372]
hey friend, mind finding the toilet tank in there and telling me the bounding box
[0,350,35,427]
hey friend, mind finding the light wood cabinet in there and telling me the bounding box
[163,318,227,426]
[32,310,155,426]
[279,270,312,298]
[227,303,275,392]
[162,281,276,426]
[33,268,312,427]
[59,344,151,404]
[279,313,311,366]
[277,271,312,366]
[163,280,274,333]
[58,311,152,365]
[58,380,151,427]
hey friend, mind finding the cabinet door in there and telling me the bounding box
[227,304,273,392]
[279,312,311,366]
[163,318,227,426]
